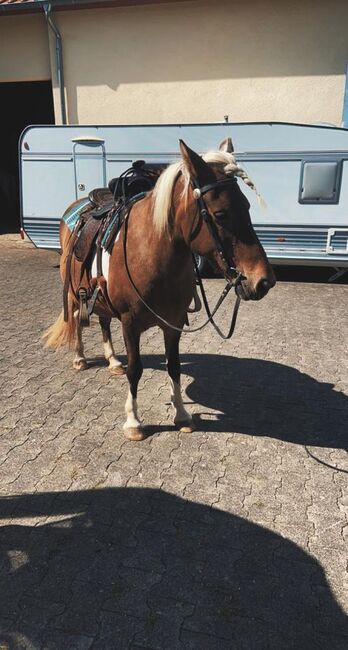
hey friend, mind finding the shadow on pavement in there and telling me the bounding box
[0,488,347,648]
[140,354,348,451]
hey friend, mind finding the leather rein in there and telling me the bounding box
[122,175,242,339]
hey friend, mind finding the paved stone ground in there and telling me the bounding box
[0,235,347,649]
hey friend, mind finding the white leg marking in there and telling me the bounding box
[170,379,192,425]
[73,310,87,368]
[103,340,123,369]
[123,389,142,430]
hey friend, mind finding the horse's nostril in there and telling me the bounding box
[256,279,271,298]
[262,279,271,290]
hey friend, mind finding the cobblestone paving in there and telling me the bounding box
[0,235,347,649]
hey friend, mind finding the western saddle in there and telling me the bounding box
[63,160,166,325]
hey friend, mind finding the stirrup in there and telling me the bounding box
[78,287,90,327]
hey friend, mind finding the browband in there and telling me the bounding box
[192,177,237,199]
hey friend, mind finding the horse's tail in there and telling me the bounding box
[42,292,76,350]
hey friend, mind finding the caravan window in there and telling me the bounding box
[299,160,342,204]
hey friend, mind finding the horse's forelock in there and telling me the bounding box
[203,150,265,207]
[202,150,236,167]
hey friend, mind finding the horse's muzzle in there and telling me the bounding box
[235,277,274,301]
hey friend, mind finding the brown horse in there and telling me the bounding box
[43,140,275,441]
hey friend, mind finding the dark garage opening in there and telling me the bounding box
[0,80,55,234]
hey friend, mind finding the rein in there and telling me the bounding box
[122,176,242,338]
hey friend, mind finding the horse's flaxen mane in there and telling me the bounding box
[152,150,263,234]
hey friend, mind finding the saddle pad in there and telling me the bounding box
[63,198,91,232]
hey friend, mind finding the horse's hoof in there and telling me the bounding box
[109,365,126,376]
[73,359,88,371]
[124,427,146,442]
[176,421,195,433]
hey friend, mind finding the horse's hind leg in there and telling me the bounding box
[122,319,145,441]
[99,317,125,375]
[164,328,195,433]
[73,310,88,371]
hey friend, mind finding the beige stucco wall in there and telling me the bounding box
[49,0,348,126]
[0,13,51,82]
[1,0,347,125]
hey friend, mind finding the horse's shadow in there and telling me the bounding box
[0,488,347,649]
[139,354,348,450]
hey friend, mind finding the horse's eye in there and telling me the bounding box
[214,210,228,221]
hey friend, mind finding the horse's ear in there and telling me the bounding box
[179,140,213,182]
[219,137,234,153]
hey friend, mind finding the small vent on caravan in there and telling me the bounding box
[299,160,342,204]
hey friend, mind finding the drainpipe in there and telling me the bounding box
[44,3,67,124]
[343,63,348,129]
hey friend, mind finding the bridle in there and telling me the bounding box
[122,173,243,339]
[189,176,243,338]
[190,176,242,284]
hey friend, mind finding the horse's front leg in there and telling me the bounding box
[122,319,145,441]
[73,310,88,371]
[99,316,125,375]
[164,327,195,433]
